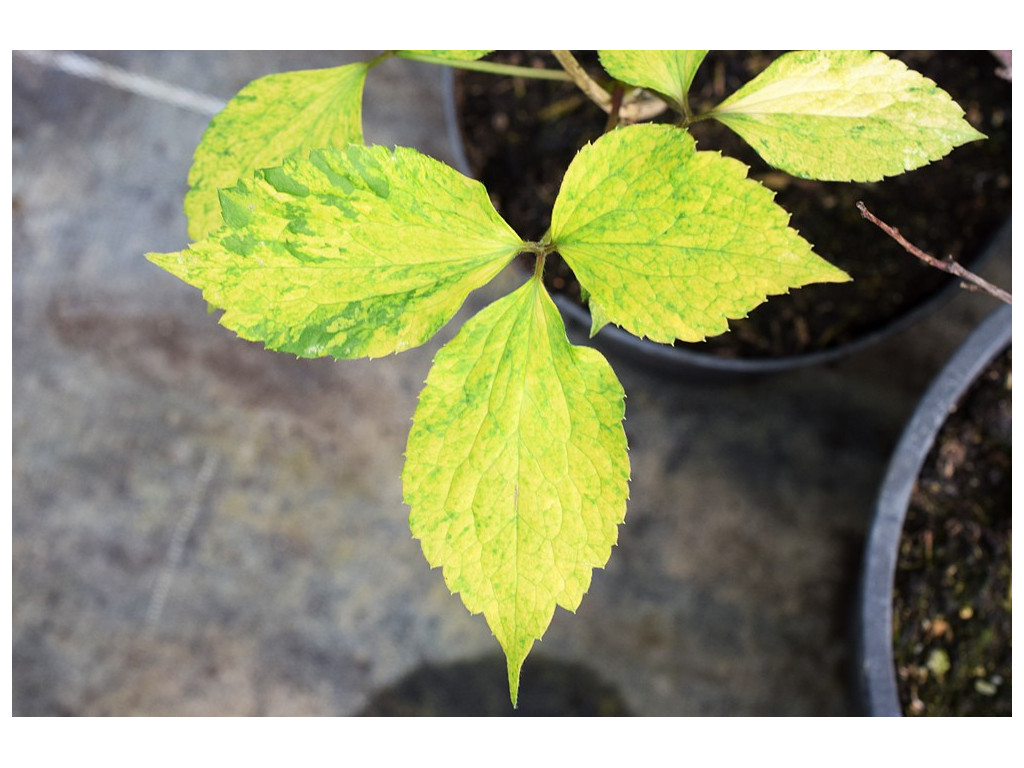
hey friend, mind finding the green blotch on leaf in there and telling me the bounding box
[150,144,524,359]
[404,278,630,706]
[262,165,311,197]
[550,123,849,344]
[344,143,390,198]
[217,186,253,230]
[711,50,986,181]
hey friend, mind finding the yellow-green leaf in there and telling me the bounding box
[404,277,629,705]
[598,50,707,110]
[150,144,523,359]
[397,50,492,62]
[711,50,986,181]
[185,62,371,241]
[550,123,849,343]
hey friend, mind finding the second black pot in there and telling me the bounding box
[856,304,1012,716]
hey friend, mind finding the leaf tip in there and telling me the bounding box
[507,653,523,709]
[966,126,988,144]
[145,250,182,273]
[588,302,612,338]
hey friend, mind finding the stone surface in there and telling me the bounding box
[12,50,1011,716]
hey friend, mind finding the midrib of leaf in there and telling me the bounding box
[453,286,533,654]
[510,292,532,666]
[713,78,899,117]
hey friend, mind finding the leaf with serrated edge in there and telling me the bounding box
[599,50,707,111]
[150,144,523,359]
[550,123,850,344]
[404,277,629,705]
[711,50,985,182]
[185,62,371,241]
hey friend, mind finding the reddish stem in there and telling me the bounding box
[856,202,1011,305]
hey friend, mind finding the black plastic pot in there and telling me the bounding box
[441,62,1009,378]
[855,304,1012,716]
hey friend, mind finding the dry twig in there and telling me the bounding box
[856,201,1011,305]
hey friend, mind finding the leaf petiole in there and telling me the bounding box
[395,52,572,82]
[514,239,556,282]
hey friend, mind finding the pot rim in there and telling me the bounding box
[441,65,1009,378]
[856,303,1011,716]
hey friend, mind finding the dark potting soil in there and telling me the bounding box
[892,348,1012,716]
[453,51,1012,359]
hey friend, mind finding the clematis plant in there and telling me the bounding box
[148,50,983,705]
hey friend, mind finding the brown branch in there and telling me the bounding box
[605,85,624,132]
[856,201,1011,305]
[552,50,612,112]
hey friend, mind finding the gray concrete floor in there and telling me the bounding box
[12,50,1011,716]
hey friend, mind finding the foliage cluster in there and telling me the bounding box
[148,50,982,704]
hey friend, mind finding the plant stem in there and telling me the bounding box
[367,51,395,69]
[534,251,547,281]
[856,202,1011,305]
[679,89,693,124]
[681,111,715,129]
[395,52,571,82]
[551,50,613,112]
[605,85,624,132]
[521,239,555,257]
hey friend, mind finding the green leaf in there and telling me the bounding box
[598,50,707,110]
[710,50,986,181]
[397,50,492,62]
[150,144,523,359]
[185,61,371,241]
[404,277,629,706]
[550,123,849,343]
